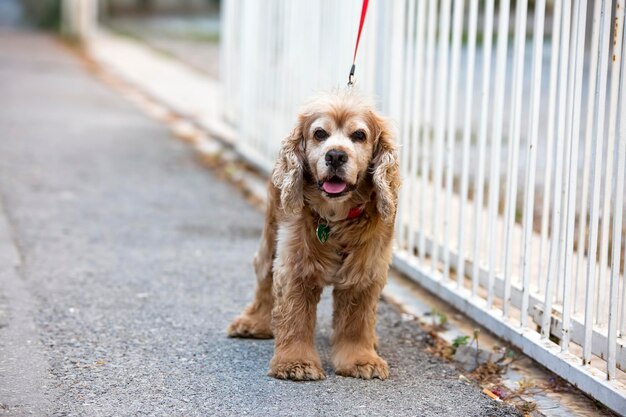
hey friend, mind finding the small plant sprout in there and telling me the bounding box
[452,335,471,349]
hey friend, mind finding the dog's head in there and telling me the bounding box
[272,90,399,222]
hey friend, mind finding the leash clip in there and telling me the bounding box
[347,64,355,87]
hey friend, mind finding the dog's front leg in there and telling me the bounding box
[331,281,389,380]
[268,266,325,381]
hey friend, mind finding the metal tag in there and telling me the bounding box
[316,223,331,244]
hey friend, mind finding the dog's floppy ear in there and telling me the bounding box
[271,116,307,214]
[370,113,400,223]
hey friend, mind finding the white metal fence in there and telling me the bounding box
[221,0,626,412]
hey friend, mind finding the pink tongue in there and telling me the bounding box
[323,181,347,194]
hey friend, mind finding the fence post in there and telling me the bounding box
[61,0,98,40]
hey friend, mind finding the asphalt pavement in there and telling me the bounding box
[0,28,519,416]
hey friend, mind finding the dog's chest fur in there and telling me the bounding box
[274,203,391,289]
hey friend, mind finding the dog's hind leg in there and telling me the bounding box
[227,184,278,339]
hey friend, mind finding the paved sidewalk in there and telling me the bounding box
[104,15,220,78]
[0,29,518,416]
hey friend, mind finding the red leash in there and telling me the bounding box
[348,0,370,86]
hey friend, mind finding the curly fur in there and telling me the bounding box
[271,123,306,214]
[228,89,400,381]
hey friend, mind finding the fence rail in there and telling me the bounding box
[221,0,626,412]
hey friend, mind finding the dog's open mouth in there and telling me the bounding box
[320,176,349,197]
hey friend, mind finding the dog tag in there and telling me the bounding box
[316,223,331,244]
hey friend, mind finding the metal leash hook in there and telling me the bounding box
[347,64,356,87]
[347,0,368,88]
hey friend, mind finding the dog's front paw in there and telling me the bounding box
[269,360,326,381]
[335,353,389,380]
[227,314,273,339]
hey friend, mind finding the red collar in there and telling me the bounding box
[311,205,365,224]
[346,206,364,220]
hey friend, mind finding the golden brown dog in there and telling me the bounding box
[227,89,399,381]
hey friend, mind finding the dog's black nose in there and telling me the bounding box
[325,149,348,169]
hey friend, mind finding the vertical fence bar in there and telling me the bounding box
[456,0,479,289]
[262,2,272,158]
[471,0,495,296]
[576,0,604,312]
[561,0,589,351]
[279,0,288,152]
[542,0,572,338]
[538,0,563,291]
[606,0,625,380]
[259,1,267,152]
[418,0,439,267]
[615,28,626,338]
[388,0,405,124]
[274,2,285,155]
[430,0,452,275]
[238,0,254,153]
[375,0,389,113]
[584,0,612,364]
[407,0,427,257]
[622,35,626,336]
[596,0,619,325]
[443,0,465,282]
[219,0,231,121]
[623,219,626,334]
[502,0,528,317]
[520,0,546,328]
[396,0,415,250]
[486,0,511,308]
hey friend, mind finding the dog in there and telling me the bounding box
[227,89,400,381]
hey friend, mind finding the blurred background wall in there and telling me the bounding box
[101,0,220,16]
[13,0,222,29]
[20,0,62,29]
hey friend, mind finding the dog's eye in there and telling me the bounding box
[351,130,366,142]
[314,129,329,141]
